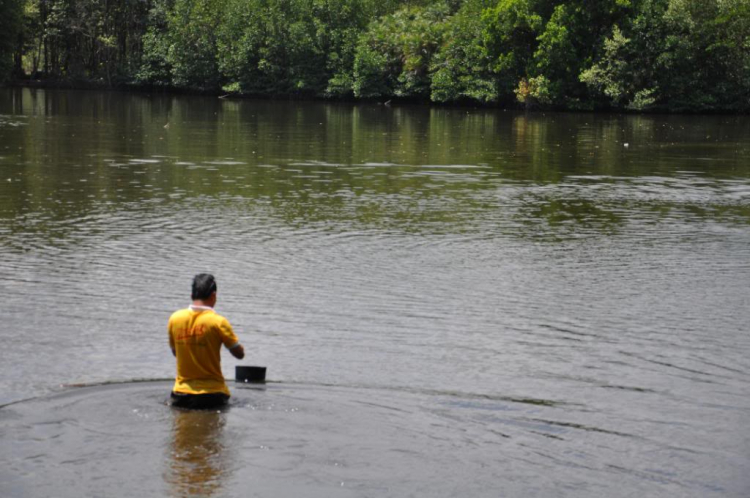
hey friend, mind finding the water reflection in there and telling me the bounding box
[0,88,748,237]
[166,408,230,497]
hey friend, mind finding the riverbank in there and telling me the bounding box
[7,76,516,106]
[5,79,750,115]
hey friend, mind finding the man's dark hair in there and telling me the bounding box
[192,274,217,300]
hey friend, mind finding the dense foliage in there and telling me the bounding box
[0,0,24,82]
[5,0,750,111]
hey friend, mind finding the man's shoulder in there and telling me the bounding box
[169,308,191,321]
[200,311,229,325]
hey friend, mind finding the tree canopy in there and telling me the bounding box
[4,0,750,111]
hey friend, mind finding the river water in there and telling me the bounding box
[0,88,748,497]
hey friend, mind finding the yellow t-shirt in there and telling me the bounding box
[168,307,239,396]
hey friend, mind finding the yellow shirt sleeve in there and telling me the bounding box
[217,317,240,349]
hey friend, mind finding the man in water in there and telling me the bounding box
[168,274,245,409]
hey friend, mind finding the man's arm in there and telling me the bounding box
[168,321,176,357]
[218,318,244,359]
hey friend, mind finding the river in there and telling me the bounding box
[0,88,749,497]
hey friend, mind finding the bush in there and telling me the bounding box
[353,3,451,99]
[430,0,498,103]
[0,0,23,82]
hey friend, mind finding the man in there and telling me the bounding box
[168,274,245,409]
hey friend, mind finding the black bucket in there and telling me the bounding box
[235,366,266,383]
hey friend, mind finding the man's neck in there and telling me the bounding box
[190,301,214,310]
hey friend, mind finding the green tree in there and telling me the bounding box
[0,0,24,82]
[12,0,150,84]
[581,0,750,111]
[711,0,750,109]
[657,0,750,110]
[167,0,224,90]
[430,0,498,103]
[321,0,401,97]
[137,0,174,86]
[481,0,546,101]
[483,0,637,106]
[353,2,451,99]
[531,0,635,106]
[217,0,322,95]
[10,0,750,110]
[579,2,666,110]
[218,0,400,97]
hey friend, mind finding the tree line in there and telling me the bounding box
[1,0,749,111]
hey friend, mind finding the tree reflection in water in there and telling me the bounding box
[165,408,230,497]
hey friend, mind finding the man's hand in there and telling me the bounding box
[229,344,245,360]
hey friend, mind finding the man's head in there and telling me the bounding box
[192,274,217,303]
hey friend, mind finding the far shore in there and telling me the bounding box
[6,79,748,116]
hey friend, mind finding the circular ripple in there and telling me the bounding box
[1,380,747,498]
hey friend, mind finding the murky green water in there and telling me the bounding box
[1,88,749,497]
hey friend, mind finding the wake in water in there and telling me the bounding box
[1,380,746,498]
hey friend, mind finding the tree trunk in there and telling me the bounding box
[13,31,24,78]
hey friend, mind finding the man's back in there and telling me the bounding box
[168,307,239,396]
